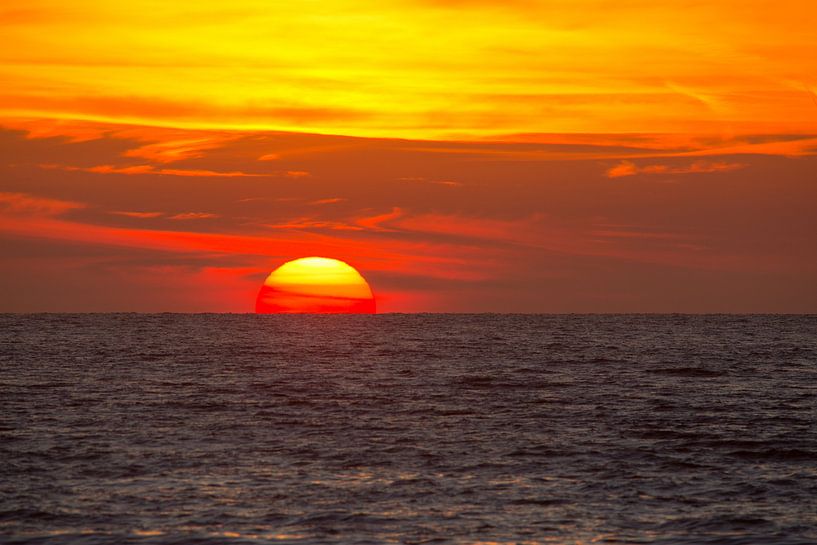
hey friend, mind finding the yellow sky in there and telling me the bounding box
[2,0,816,139]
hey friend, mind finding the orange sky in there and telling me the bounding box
[1,1,816,311]
[3,0,817,138]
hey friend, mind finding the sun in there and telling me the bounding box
[255,257,376,314]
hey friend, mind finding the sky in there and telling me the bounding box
[1,0,816,312]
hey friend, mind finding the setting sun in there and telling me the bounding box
[255,257,375,314]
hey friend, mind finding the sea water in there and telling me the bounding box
[1,314,816,544]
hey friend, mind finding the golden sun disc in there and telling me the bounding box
[255,257,375,314]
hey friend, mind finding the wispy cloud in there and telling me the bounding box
[0,192,84,216]
[40,163,267,178]
[398,176,463,187]
[124,137,239,163]
[111,210,218,220]
[168,212,220,220]
[355,207,403,231]
[606,160,746,179]
[310,197,346,205]
[71,164,309,179]
[262,207,404,232]
[111,210,163,219]
[263,218,363,231]
[257,143,359,161]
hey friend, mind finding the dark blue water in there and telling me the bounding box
[1,314,816,544]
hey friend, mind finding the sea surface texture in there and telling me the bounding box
[1,314,816,545]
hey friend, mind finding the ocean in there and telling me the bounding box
[1,314,815,544]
